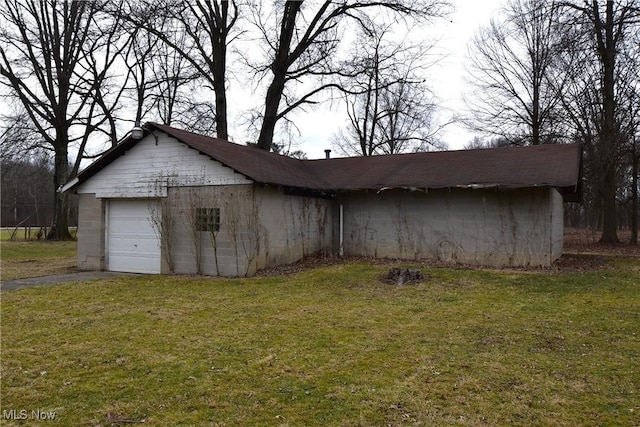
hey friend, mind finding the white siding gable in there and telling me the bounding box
[76,133,252,197]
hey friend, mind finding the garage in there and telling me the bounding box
[65,124,582,273]
[107,199,161,274]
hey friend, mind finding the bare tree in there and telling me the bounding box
[150,41,199,127]
[466,0,639,243]
[333,21,439,156]
[119,6,206,130]
[78,2,132,154]
[126,0,239,140]
[0,110,47,161]
[559,0,639,243]
[465,0,567,146]
[588,0,638,243]
[462,136,511,150]
[121,23,161,124]
[554,20,603,228]
[616,23,640,244]
[245,0,450,151]
[0,0,131,239]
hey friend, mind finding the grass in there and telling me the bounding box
[0,240,77,280]
[1,251,639,426]
[0,227,77,242]
[0,228,78,280]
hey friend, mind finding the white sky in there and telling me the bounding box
[295,0,505,159]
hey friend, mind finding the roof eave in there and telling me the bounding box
[60,130,147,194]
[59,177,79,194]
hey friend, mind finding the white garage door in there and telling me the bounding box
[107,199,161,274]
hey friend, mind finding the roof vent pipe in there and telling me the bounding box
[324,149,331,159]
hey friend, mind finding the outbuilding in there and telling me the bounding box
[62,123,581,275]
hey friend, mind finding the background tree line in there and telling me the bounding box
[0,156,79,230]
[1,118,78,229]
[463,0,639,244]
[0,0,638,245]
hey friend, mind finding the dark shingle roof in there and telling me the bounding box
[150,124,330,189]
[66,122,582,201]
[308,144,582,193]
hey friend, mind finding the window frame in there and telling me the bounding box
[195,207,220,233]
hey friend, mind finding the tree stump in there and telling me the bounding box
[384,268,425,285]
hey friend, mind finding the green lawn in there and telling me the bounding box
[0,227,77,242]
[0,228,78,280]
[1,257,639,426]
[0,240,77,280]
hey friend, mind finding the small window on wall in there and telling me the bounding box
[196,207,220,232]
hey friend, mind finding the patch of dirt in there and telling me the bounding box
[256,228,639,276]
[558,228,640,272]
[563,227,640,256]
[550,253,610,272]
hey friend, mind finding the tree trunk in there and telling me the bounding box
[600,164,618,242]
[595,0,619,243]
[211,5,229,141]
[532,61,541,145]
[257,75,286,150]
[214,77,228,140]
[256,0,301,151]
[47,136,72,240]
[632,140,638,245]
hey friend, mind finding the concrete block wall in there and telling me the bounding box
[550,189,564,261]
[76,193,104,270]
[339,187,559,267]
[75,184,563,274]
[166,185,333,276]
[167,185,255,276]
[254,186,333,271]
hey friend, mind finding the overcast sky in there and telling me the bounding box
[295,0,506,159]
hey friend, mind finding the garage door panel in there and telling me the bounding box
[108,200,161,274]
[109,237,159,258]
